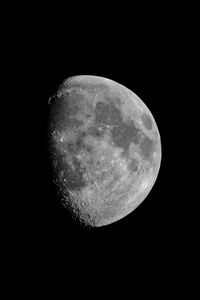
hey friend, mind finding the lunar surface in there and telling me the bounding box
[48,75,161,227]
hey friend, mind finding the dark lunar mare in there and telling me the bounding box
[141,112,153,130]
[139,135,155,161]
[112,119,155,171]
[110,119,141,155]
[95,100,122,126]
[93,99,156,174]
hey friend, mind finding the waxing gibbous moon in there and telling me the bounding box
[48,75,161,227]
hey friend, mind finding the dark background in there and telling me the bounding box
[1,22,187,245]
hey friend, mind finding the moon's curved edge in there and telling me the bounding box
[54,75,162,227]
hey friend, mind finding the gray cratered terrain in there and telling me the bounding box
[48,75,161,227]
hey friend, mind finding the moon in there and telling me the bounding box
[48,75,161,227]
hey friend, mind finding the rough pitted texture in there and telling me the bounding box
[49,75,161,227]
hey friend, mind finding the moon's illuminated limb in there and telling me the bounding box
[49,75,162,227]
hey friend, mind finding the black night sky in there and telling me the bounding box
[1,21,188,247]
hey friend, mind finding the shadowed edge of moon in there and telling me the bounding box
[52,75,162,227]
